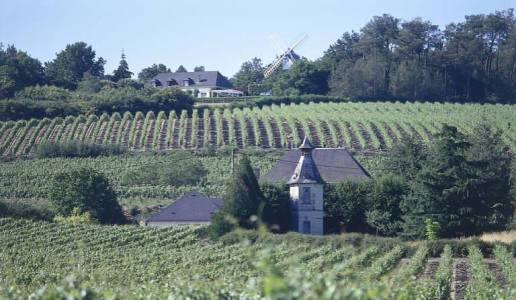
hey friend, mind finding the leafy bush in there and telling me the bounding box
[261,182,291,233]
[34,141,126,158]
[1,86,194,121]
[14,85,72,101]
[53,207,98,224]
[0,198,54,220]
[49,167,125,224]
[324,179,372,233]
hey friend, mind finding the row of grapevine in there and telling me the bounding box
[0,102,514,156]
[2,218,513,299]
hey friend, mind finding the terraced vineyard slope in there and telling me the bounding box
[0,218,514,299]
[1,101,514,157]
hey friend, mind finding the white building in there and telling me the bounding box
[262,137,370,235]
[150,71,243,98]
[287,137,325,235]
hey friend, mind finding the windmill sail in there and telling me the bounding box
[264,34,307,78]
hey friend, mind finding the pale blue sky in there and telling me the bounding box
[1,0,514,77]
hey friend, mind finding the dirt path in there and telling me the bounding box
[451,258,469,300]
[485,259,505,287]
[420,258,440,279]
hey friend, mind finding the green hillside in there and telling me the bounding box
[0,101,514,157]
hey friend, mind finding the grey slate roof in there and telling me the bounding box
[146,191,223,223]
[288,137,324,184]
[152,71,232,88]
[263,148,370,183]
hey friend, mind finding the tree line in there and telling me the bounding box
[232,9,516,103]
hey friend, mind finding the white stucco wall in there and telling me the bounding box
[289,183,324,235]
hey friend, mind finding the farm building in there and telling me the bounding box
[263,137,370,235]
[150,71,243,98]
[146,138,369,233]
[146,191,223,226]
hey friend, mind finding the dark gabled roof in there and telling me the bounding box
[146,191,223,223]
[152,71,232,88]
[263,148,370,183]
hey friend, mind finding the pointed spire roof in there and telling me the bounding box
[288,137,324,185]
[299,136,314,150]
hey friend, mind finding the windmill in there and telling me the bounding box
[263,34,307,78]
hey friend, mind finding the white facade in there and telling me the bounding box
[289,183,324,235]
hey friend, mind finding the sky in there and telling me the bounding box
[0,0,514,78]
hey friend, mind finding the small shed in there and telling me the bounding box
[146,191,223,226]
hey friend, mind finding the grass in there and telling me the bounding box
[476,230,516,244]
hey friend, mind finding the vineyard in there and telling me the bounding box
[0,149,385,206]
[0,101,514,157]
[0,218,514,299]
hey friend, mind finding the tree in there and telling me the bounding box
[137,63,170,81]
[0,44,45,98]
[193,66,205,72]
[466,123,513,231]
[365,175,408,236]
[272,59,329,96]
[210,155,265,237]
[112,52,133,82]
[175,65,188,73]
[324,180,372,233]
[77,72,103,93]
[150,87,194,112]
[48,167,125,224]
[401,125,474,238]
[44,42,105,89]
[261,182,291,232]
[231,58,264,94]
[382,136,428,181]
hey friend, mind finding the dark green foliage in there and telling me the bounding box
[400,124,514,238]
[261,182,291,233]
[324,180,372,234]
[76,72,105,93]
[44,42,105,89]
[49,167,125,224]
[466,123,514,231]
[0,99,82,121]
[401,125,478,238]
[382,136,428,181]
[366,175,408,236]
[137,63,170,81]
[231,58,264,95]
[323,10,516,102]
[112,53,133,82]
[175,65,187,73]
[121,152,207,187]
[210,155,265,238]
[149,87,194,112]
[272,59,329,96]
[0,86,194,121]
[34,141,126,158]
[0,198,53,220]
[14,85,72,101]
[0,44,45,98]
